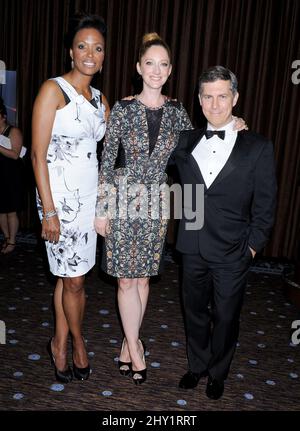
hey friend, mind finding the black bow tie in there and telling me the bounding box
[205,130,225,140]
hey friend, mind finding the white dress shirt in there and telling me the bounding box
[191,119,237,188]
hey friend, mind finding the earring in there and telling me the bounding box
[71,59,74,69]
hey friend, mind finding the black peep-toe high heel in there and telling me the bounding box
[131,340,147,385]
[118,338,132,377]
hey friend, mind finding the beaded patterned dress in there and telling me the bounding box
[97,99,192,278]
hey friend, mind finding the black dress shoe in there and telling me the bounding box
[179,370,208,389]
[206,376,224,400]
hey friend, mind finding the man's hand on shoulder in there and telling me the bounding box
[232,115,249,131]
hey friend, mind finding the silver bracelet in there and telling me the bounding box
[43,209,57,221]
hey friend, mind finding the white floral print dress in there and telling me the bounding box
[36,77,106,277]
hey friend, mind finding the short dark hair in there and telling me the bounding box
[65,13,107,49]
[0,96,7,118]
[198,65,238,95]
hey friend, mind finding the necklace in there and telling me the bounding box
[135,95,166,110]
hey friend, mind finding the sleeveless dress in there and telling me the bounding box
[36,77,106,277]
[0,125,25,213]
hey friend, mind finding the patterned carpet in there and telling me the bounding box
[0,238,299,414]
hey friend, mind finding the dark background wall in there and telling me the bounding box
[0,0,299,259]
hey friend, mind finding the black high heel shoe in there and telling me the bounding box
[72,337,91,381]
[118,338,132,376]
[72,362,91,381]
[47,338,73,383]
[131,339,147,385]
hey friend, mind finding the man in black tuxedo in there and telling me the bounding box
[175,66,277,399]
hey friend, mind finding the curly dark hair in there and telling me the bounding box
[65,13,107,49]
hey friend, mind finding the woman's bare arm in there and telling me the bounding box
[31,80,64,243]
[0,127,23,159]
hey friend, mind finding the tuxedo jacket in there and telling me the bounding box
[174,129,277,263]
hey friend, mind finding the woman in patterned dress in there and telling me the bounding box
[95,33,193,384]
[32,14,109,383]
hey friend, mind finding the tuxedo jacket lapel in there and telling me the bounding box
[178,129,207,187]
[185,130,205,154]
[177,130,248,191]
[187,153,207,189]
[207,134,247,190]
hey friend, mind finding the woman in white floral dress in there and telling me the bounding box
[32,14,109,383]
